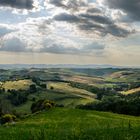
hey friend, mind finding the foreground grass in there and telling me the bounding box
[1,108,140,140]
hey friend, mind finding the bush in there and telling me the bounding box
[40,84,47,89]
[1,114,16,124]
[31,99,55,113]
[55,104,64,107]
[29,84,37,93]
[50,86,54,90]
[0,107,3,117]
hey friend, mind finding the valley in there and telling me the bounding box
[0,67,140,140]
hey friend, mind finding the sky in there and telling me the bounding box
[0,0,140,66]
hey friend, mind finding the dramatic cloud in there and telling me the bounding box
[103,0,140,21]
[48,0,87,11]
[48,0,135,37]
[79,14,113,24]
[54,12,134,37]
[87,7,102,13]
[0,0,34,9]
[54,13,80,23]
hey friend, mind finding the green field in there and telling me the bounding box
[47,82,96,99]
[2,80,34,91]
[13,82,96,114]
[0,108,140,140]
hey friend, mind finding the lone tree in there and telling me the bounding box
[29,84,37,93]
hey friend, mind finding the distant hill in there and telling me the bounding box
[0,64,132,69]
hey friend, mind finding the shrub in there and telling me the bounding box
[29,84,37,93]
[50,86,54,90]
[1,114,16,124]
[55,104,64,107]
[0,107,3,117]
[40,84,47,89]
[32,97,36,102]
[31,99,55,113]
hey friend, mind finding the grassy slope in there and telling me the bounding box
[0,108,140,140]
[12,82,96,114]
[0,80,96,114]
[106,70,140,83]
[47,82,96,107]
[121,87,140,95]
[47,82,96,99]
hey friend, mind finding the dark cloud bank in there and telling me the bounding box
[54,12,134,37]
[0,0,137,37]
[49,0,87,11]
[104,0,140,21]
[0,0,34,9]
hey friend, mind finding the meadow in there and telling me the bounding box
[1,108,140,140]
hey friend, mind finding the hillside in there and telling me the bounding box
[0,68,140,115]
[0,108,140,140]
[122,87,140,95]
[106,70,140,83]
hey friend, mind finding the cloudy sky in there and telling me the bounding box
[0,0,140,66]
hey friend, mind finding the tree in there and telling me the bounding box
[50,86,54,90]
[31,99,55,113]
[29,84,37,93]
[7,90,28,106]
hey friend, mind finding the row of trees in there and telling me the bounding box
[77,92,140,116]
[7,90,28,106]
[7,84,37,106]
